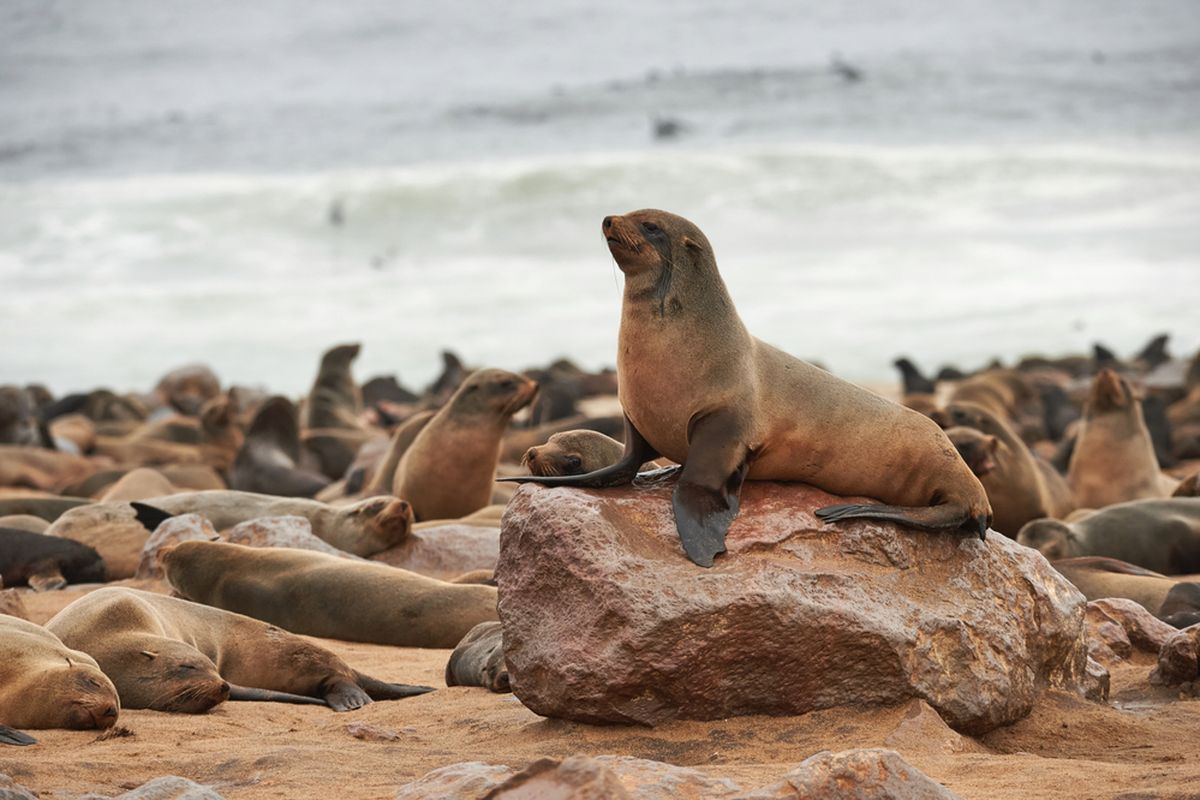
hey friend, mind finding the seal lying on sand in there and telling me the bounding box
[163,540,497,647]
[445,621,509,693]
[1052,556,1200,626]
[504,210,991,566]
[1019,498,1200,575]
[0,615,119,732]
[48,588,433,712]
[144,490,411,557]
[0,527,105,590]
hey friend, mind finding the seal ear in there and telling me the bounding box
[681,236,705,259]
[984,435,999,454]
[140,650,158,660]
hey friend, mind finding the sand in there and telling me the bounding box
[2,581,1198,799]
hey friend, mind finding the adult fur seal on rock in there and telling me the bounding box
[144,490,411,557]
[47,588,433,712]
[1018,498,1200,575]
[0,615,119,732]
[504,210,991,566]
[163,540,497,647]
[0,527,106,590]
[395,369,538,521]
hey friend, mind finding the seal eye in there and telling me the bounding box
[500,380,515,390]
[641,222,660,234]
[564,455,582,470]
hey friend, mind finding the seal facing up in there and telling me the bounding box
[505,210,991,566]
[0,615,119,732]
[47,588,433,713]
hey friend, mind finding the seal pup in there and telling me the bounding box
[0,527,105,590]
[232,396,330,498]
[503,210,991,566]
[1018,498,1200,575]
[395,369,538,521]
[144,490,411,557]
[1068,369,1178,508]
[302,343,363,431]
[445,621,509,693]
[48,588,433,712]
[163,540,498,648]
[0,615,119,731]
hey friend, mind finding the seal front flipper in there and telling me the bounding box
[0,724,37,746]
[130,501,174,533]
[498,414,659,488]
[672,409,751,568]
[815,503,991,541]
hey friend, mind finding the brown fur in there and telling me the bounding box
[394,370,537,521]
[0,615,119,730]
[302,343,364,431]
[47,588,430,713]
[523,430,626,477]
[445,621,509,693]
[1067,369,1177,509]
[364,410,435,496]
[98,468,177,502]
[164,540,498,648]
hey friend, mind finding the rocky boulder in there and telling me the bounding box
[372,523,499,580]
[735,749,960,800]
[226,516,356,559]
[498,481,1087,734]
[137,514,220,579]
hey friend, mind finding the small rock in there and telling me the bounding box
[1085,602,1133,665]
[734,749,961,799]
[1083,656,1110,702]
[0,773,37,800]
[884,700,977,755]
[227,516,355,559]
[345,722,401,742]
[1151,626,1200,686]
[396,762,515,799]
[482,757,630,799]
[113,776,224,800]
[137,514,219,579]
[372,524,498,580]
[1089,598,1176,652]
[0,589,29,620]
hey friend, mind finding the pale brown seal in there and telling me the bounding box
[395,369,538,521]
[504,210,991,566]
[0,615,119,732]
[47,588,432,712]
[163,540,497,647]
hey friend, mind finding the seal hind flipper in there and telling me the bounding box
[323,679,372,711]
[671,409,751,567]
[0,725,37,746]
[353,672,436,701]
[130,501,174,533]
[498,414,659,489]
[226,684,329,707]
[815,503,990,541]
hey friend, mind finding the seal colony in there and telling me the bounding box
[1,209,1200,800]
[505,210,992,566]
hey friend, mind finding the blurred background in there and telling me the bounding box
[1,0,1198,393]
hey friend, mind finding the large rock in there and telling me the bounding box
[480,756,741,799]
[1151,625,1200,686]
[498,482,1087,734]
[395,762,514,799]
[734,749,960,800]
[137,514,220,579]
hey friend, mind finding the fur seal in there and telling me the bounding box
[938,401,1073,536]
[1018,498,1200,574]
[0,615,119,731]
[98,467,177,502]
[232,396,330,498]
[0,527,105,590]
[0,514,49,533]
[395,369,538,521]
[0,496,90,522]
[893,358,937,395]
[145,490,411,557]
[364,410,436,497]
[47,588,432,713]
[163,540,498,647]
[503,210,991,566]
[1068,369,1178,508]
[303,343,363,430]
[1052,556,1200,626]
[154,363,220,416]
[0,386,40,446]
[445,621,509,693]
[523,430,624,477]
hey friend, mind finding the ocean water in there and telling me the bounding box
[1,0,1198,394]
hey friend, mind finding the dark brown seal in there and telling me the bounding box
[445,621,509,693]
[47,588,432,713]
[0,527,106,590]
[303,342,363,431]
[232,396,330,498]
[504,210,991,566]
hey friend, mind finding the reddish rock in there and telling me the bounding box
[497,482,1087,734]
[226,516,356,559]
[1151,626,1200,686]
[371,523,498,580]
[136,513,219,579]
[1083,656,1110,702]
[344,722,401,742]
[1084,603,1132,665]
[395,762,515,800]
[733,749,960,799]
[1088,598,1177,652]
[883,700,981,755]
[0,588,29,620]
[482,756,741,799]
